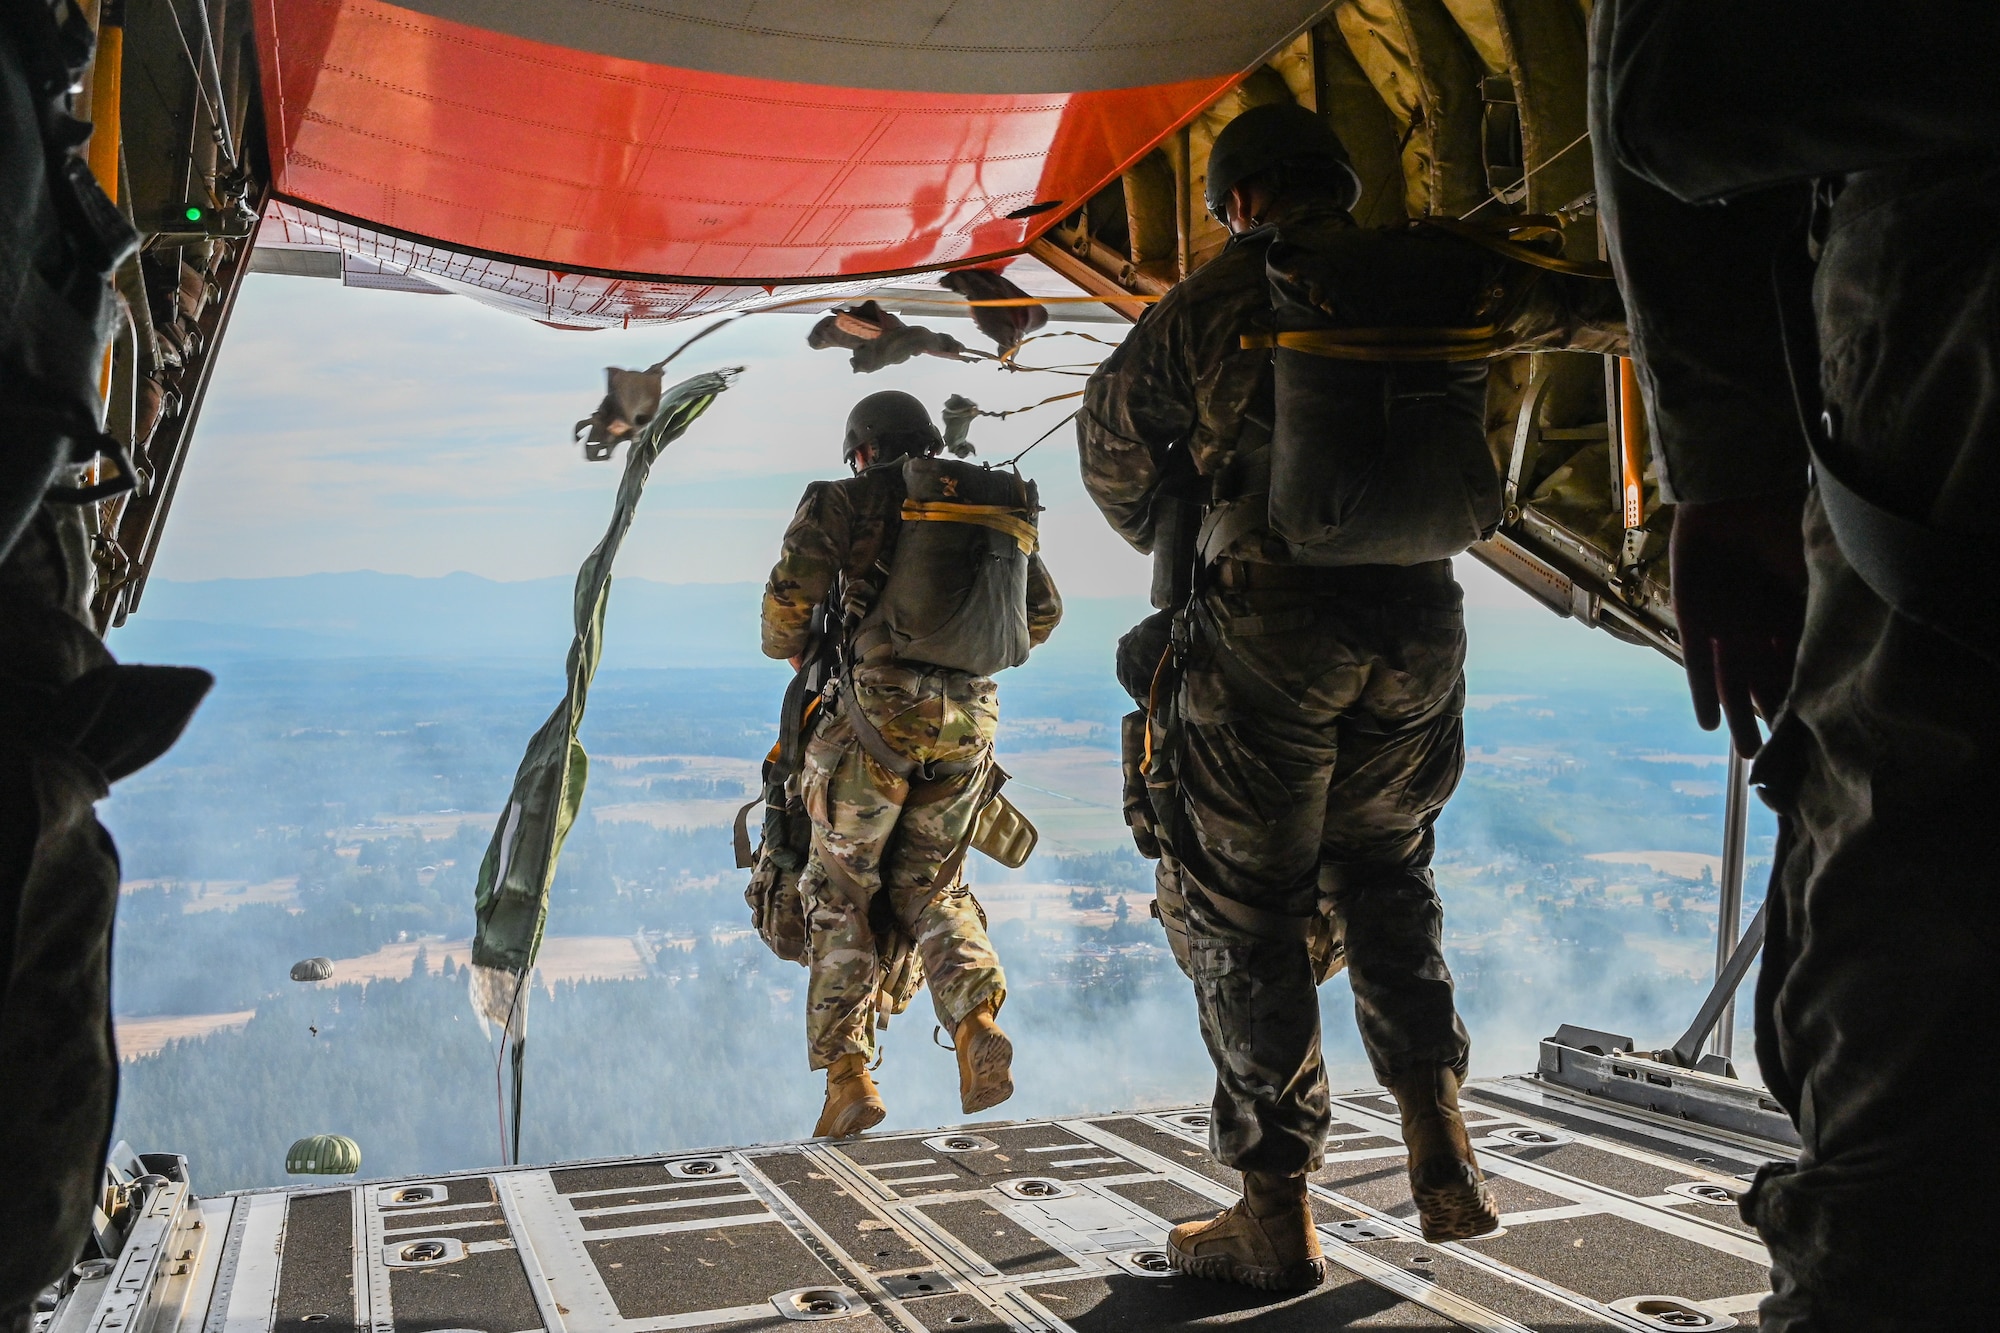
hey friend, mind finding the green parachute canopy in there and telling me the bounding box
[290,957,334,982]
[286,1134,361,1175]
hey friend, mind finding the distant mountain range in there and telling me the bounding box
[109,568,1678,689]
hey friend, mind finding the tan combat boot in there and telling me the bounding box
[1387,1064,1501,1242]
[1167,1171,1326,1291]
[953,997,1014,1114]
[813,1053,886,1139]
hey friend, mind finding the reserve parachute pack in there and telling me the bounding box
[852,456,1039,675]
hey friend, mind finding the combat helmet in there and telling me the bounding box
[1204,103,1362,220]
[843,390,943,467]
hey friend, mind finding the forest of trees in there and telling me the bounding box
[118,916,1207,1192]
[105,652,1770,1195]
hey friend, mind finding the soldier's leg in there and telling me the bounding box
[0,744,120,1317]
[884,765,1005,1031]
[798,856,880,1071]
[1744,164,2000,1330]
[1169,695,1333,1291]
[1174,580,1463,1177]
[1744,500,2000,1332]
[1321,695,1494,1243]
[878,671,1008,1110]
[888,767,1012,1115]
[1169,580,1480,1289]
[1174,661,1338,1177]
[1319,698,1470,1084]
[798,716,906,1073]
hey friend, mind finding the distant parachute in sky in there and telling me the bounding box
[286,1135,361,1175]
[290,957,334,982]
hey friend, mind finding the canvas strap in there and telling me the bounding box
[899,499,1039,554]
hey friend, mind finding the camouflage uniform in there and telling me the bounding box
[1080,199,1474,1176]
[1600,113,2000,1329]
[0,509,120,1316]
[763,464,1061,1071]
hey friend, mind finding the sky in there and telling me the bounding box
[163,275,1151,595]
[160,271,1550,615]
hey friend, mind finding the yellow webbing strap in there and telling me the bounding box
[1241,329,1503,362]
[1420,217,1616,278]
[900,500,1039,554]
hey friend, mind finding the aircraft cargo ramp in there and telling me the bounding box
[54,1078,1789,1333]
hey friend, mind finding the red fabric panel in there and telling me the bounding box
[254,0,1230,281]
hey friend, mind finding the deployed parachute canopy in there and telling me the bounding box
[289,957,334,982]
[286,1135,361,1176]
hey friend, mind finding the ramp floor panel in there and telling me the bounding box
[1317,1154,1576,1220]
[274,1190,356,1333]
[914,1199,1086,1277]
[387,1245,542,1333]
[1029,1270,1468,1331]
[146,1077,1785,1333]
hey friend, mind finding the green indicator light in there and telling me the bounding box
[184,206,202,222]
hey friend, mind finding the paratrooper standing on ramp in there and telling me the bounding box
[1079,103,1516,1290]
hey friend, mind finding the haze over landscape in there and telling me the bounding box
[100,274,1772,1194]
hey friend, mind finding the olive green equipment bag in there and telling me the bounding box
[852,456,1039,675]
[736,696,818,965]
[969,782,1038,869]
[1256,223,1501,567]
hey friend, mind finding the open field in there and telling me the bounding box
[112,938,656,1059]
[591,798,753,829]
[971,880,1145,930]
[989,745,1124,853]
[117,1011,256,1059]
[1623,930,1715,978]
[364,812,498,839]
[1587,849,1724,881]
[121,878,300,912]
[316,935,650,985]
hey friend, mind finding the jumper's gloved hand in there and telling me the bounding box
[1669,488,1809,757]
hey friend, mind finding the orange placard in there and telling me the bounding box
[1618,357,1646,530]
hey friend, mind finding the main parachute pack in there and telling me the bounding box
[1260,223,1502,566]
[1194,215,1620,573]
[853,455,1040,676]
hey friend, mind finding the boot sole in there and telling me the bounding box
[1167,1243,1326,1293]
[959,1028,1014,1115]
[1414,1180,1502,1243]
[818,1098,886,1140]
